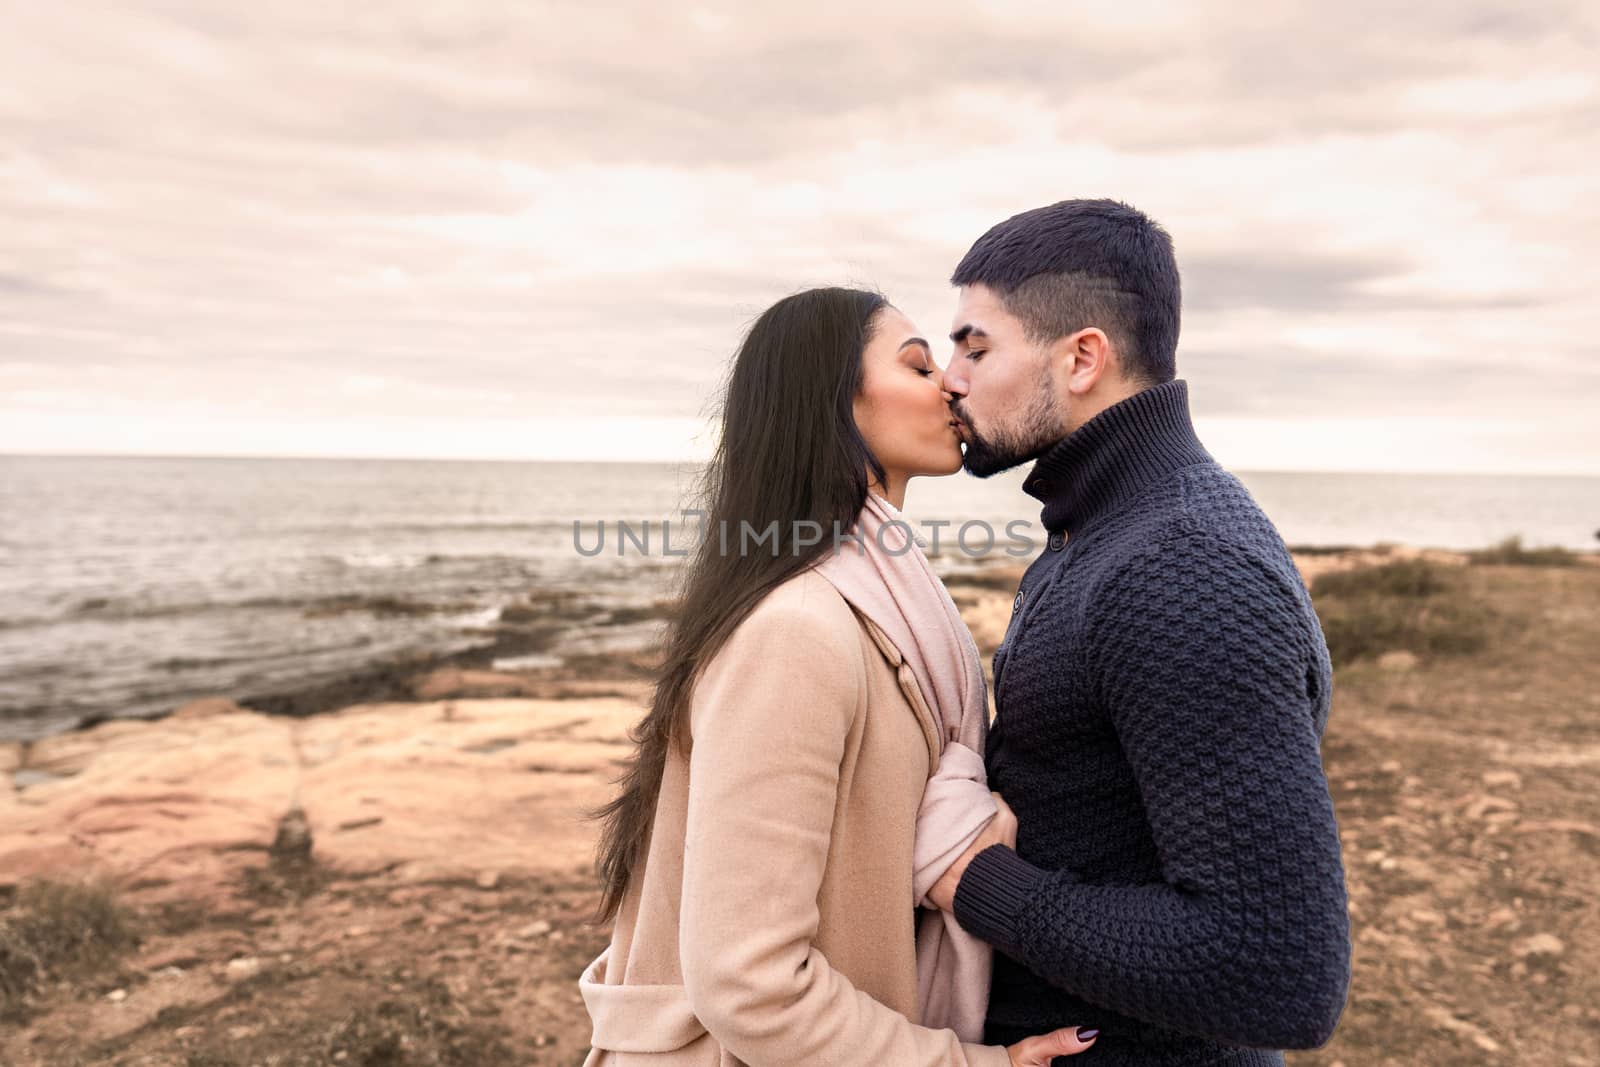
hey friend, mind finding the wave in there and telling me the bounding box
[50,591,488,625]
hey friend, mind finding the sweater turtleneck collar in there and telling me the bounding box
[1021,378,1213,535]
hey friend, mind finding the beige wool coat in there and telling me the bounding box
[579,568,1010,1067]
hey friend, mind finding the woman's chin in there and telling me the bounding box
[919,447,965,478]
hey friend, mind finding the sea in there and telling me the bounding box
[3,453,1597,743]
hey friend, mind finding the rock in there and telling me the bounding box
[1463,795,1517,820]
[519,920,553,939]
[170,697,250,721]
[1511,933,1565,960]
[0,707,299,905]
[476,870,501,890]
[271,805,314,865]
[295,699,638,882]
[1377,650,1419,672]
[1517,819,1600,840]
[225,956,263,982]
[1424,1005,1500,1053]
[1410,908,1446,926]
[106,988,127,1002]
[1,697,643,907]
[0,742,21,774]
[1389,938,1434,966]
[1382,855,1448,891]
[410,668,543,701]
[1481,769,1522,790]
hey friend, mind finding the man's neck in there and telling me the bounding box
[1022,379,1211,535]
[1061,378,1146,438]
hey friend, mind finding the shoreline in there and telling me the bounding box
[4,541,1597,753]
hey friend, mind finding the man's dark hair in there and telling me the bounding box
[950,198,1181,385]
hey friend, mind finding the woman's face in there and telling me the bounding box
[853,306,964,486]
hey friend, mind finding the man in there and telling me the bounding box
[926,199,1352,1065]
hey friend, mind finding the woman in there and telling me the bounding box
[579,288,1096,1065]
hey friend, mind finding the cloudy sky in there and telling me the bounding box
[2,1,1596,473]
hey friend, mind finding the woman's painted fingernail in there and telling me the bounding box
[1077,1028,1099,1041]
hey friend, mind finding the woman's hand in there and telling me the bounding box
[1007,1026,1099,1064]
[927,792,1018,911]
[989,791,1017,849]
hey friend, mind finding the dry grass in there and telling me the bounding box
[0,880,138,1019]
[1311,560,1492,668]
[1466,536,1579,568]
[320,982,519,1067]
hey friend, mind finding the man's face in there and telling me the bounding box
[944,283,1069,478]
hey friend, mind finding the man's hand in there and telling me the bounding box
[928,791,1016,912]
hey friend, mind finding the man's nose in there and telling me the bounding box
[944,360,969,397]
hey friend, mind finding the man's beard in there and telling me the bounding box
[956,385,1066,478]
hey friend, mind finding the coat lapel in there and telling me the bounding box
[851,608,941,779]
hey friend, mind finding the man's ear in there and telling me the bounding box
[1062,328,1111,397]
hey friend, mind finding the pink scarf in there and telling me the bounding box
[812,491,996,1042]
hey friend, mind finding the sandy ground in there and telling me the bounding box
[2,552,1597,1066]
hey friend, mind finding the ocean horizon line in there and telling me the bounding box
[5,450,1600,482]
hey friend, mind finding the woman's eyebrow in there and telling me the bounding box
[898,337,931,354]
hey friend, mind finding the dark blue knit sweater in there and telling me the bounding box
[952,380,1352,1066]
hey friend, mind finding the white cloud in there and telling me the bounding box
[1,1,1597,472]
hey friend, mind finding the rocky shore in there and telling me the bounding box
[3,547,1597,1066]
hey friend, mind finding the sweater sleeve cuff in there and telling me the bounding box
[952,844,1043,954]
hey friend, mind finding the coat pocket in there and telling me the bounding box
[579,947,711,1055]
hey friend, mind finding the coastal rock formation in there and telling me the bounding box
[0,696,638,911]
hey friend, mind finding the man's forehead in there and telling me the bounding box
[949,284,1004,339]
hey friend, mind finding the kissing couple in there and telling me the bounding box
[577,199,1353,1066]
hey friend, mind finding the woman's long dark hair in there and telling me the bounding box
[589,286,888,923]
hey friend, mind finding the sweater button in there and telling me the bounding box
[1048,531,1066,551]
[1012,591,1025,612]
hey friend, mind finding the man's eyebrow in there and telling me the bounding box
[950,325,988,343]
